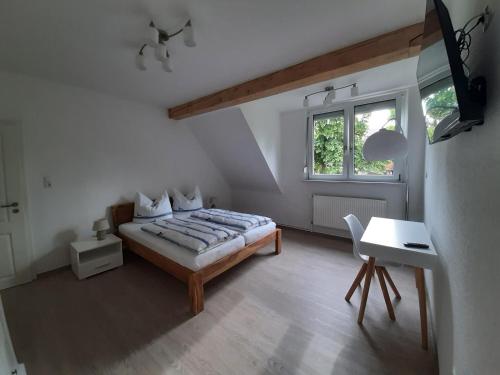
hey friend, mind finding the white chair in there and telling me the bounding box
[343,214,401,320]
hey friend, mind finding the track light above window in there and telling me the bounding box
[136,19,195,73]
[351,83,359,97]
[303,83,358,108]
[323,89,336,105]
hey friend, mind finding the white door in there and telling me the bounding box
[0,122,32,290]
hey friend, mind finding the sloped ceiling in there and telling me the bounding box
[0,0,425,108]
[187,108,281,192]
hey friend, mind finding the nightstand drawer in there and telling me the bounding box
[70,234,123,280]
[76,251,123,280]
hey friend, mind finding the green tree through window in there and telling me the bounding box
[353,109,394,176]
[309,96,401,180]
[422,86,458,140]
[313,113,344,174]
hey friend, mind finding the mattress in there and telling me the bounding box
[119,222,245,271]
[243,222,276,244]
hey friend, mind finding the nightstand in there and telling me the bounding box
[70,234,123,280]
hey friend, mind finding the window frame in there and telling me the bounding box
[306,92,404,182]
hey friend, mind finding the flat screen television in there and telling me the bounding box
[417,0,485,144]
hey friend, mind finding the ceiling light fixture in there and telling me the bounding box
[136,19,195,73]
[303,83,358,108]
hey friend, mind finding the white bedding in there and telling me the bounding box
[175,212,277,245]
[119,222,245,271]
[243,222,276,244]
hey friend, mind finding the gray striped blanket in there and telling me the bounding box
[141,217,240,254]
[190,209,272,232]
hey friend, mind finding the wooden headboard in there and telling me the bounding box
[111,202,134,229]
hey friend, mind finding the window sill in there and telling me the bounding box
[303,179,406,185]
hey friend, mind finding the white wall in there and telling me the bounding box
[240,101,282,186]
[0,71,231,274]
[424,0,500,374]
[233,87,426,233]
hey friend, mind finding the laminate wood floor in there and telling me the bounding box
[2,229,438,375]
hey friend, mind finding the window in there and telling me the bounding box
[307,94,403,181]
[420,76,457,141]
[312,110,345,176]
[353,100,396,177]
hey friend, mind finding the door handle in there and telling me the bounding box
[1,202,18,208]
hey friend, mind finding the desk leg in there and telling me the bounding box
[358,256,376,324]
[415,267,428,350]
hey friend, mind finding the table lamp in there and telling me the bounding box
[92,218,110,240]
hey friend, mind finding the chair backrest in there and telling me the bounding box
[343,214,365,261]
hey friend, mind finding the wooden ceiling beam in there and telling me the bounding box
[168,22,424,120]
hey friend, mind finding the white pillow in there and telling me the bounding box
[133,191,173,223]
[172,186,203,213]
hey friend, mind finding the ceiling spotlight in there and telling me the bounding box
[147,22,159,47]
[136,51,147,71]
[183,20,196,47]
[323,90,336,105]
[351,83,359,97]
[303,97,309,108]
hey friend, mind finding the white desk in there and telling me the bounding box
[359,217,438,350]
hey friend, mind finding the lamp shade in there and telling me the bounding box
[155,42,168,61]
[92,218,110,232]
[135,53,146,71]
[147,24,159,47]
[162,57,172,72]
[183,20,196,47]
[362,129,408,161]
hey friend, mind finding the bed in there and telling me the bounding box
[111,202,281,315]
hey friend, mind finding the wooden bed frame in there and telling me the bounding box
[111,203,282,315]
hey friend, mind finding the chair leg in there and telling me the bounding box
[358,257,376,324]
[345,263,368,302]
[381,267,401,299]
[376,267,396,321]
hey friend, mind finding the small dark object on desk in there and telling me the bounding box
[404,242,430,249]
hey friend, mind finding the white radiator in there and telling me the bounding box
[312,195,387,230]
